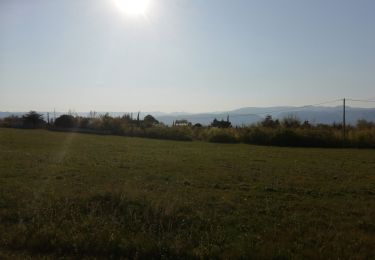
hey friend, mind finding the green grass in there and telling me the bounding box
[0,128,374,259]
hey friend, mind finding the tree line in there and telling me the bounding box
[1,111,374,148]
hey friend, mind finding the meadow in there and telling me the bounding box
[0,128,374,259]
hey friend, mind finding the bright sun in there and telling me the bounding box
[113,0,150,17]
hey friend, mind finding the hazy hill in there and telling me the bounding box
[157,106,375,126]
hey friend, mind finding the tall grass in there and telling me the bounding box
[1,192,224,258]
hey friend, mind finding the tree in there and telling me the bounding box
[211,118,231,128]
[261,115,280,128]
[78,117,90,128]
[143,115,159,127]
[2,115,22,128]
[100,113,113,130]
[282,115,301,128]
[54,114,76,128]
[302,120,311,128]
[22,111,45,128]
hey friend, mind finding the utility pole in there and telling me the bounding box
[343,98,346,141]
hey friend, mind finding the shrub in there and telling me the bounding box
[272,128,301,146]
[357,120,375,130]
[239,127,344,147]
[122,126,192,141]
[240,127,271,145]
[348,129,375,148]
[0,116,22,128]
[78,117,90,128]
[143,127,192,141]
[206,128,238,143]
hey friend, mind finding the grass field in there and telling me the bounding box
[0,128,374,258]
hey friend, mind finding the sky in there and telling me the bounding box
[0,0,374,113]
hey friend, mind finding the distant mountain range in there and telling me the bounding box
[1,106,374,126]
[155,106,375,126]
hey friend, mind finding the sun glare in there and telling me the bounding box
[113,0,150,17]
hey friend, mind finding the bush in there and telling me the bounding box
[300,128,341,147]
[78,117,90,128]
[0,116,22,128]
[239,127,271,145]
[122,126,192,141]
[272,128,301,146]
[143,127,193,141]
[206,128,238,143]
[348,129,375,148]
[238,127,344,147]
[357,120,375,130]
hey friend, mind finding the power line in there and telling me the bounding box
[346,98,375,103]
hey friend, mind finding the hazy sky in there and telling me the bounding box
[1,0,374,112]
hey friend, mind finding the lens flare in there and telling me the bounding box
[113,0,150,17]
